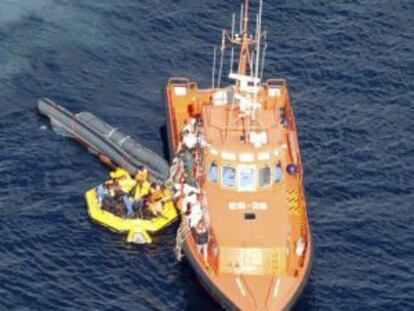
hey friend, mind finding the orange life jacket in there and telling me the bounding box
[135,170,149,182]
[150,189,163,202]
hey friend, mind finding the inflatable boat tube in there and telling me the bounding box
[38,98,169,183]
[85,188,178,243]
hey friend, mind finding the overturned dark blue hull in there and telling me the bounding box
[37,98,169,182]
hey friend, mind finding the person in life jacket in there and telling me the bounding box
[135,166,149,183]
[127,167,152,217]
[108,169,136,217]
[132,166,150,200]
[97,168,129,200]
[160,185,173,206]
[109,167,130,180]
[120,166,153,218]
[145,183,164,218]
[131,178,151,202]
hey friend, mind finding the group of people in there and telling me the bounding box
[169,118,210,262]
[96,166,172,219]
[96,116,210,262]
[168,118,200,188]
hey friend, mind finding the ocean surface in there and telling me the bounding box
[0,0,413,310]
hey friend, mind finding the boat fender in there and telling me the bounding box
[295,237,306,257]
[287,164,298,175]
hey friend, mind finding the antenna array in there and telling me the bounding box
[210,0,268,89]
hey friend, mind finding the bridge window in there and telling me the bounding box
[274,162,283,183]
[209,161,218,183]
[238,167,255,191]
[258,166,271,187]
[222,166,236,188]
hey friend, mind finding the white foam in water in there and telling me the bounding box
[0,0,50,24]
[0,0,109,79]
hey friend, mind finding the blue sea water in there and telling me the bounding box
[0,0,413,310]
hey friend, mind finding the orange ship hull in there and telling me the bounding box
[183,232,313,310]
[165,78,313,310]
[165,1,313,309]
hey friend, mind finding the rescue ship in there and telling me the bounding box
[165,1,312,310]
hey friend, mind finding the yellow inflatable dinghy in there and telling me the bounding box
[85,188,178,244]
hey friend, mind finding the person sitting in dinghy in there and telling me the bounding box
[110,167,131,180]
[135,166,149,183]
[99,181,127,215]
[133,166,151,202]
[97,180,118,212]
[120,166,153,218]
[97,167,129,203]
[145,183,164,217]
[161,185,173,206]
[97,181,112,203]
[140,183,172,219]
[128,168,152,217]
[96,168,130,214]
[104,167,137,217]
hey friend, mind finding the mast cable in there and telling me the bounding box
[212,46,217,89]
[250,51,255,79]
[255,0,263,81]
[217,49,224,88]
[260,32,267,80]
[230,48,234,75]
[240,4,244,34]
[231,13,235,39]
[217,31,225,88]
[230,13,235,74]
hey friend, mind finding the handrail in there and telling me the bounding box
[265,78,287,87]
[168,77,198,89]
[168,77,190,85]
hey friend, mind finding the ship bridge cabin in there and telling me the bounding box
[166,75,303,187]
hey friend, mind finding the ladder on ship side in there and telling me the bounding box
[175,218,190,261]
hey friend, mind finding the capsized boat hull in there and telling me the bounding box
[85,188,178,243]
[38,98,170,182]
[182,235,313,311]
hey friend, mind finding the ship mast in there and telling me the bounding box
[209,0,267,141]
[238,0,250,75]
[212,0,266,89]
